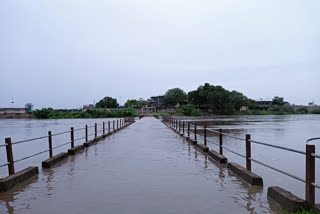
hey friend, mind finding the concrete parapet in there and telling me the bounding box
[0,166,39,192]
[195,144,209,152]
[227,162,263,186]
[268,186,309,212]
[83,140,94,147]
[42,152,68,168]
[187,138,197,145]
[208,150,227,163]
[68,145,84,155]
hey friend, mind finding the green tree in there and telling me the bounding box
[180,104,197,116]
[230,91,248,110]
[137,101,149,107]
[272,96,284,106]
[188,83,236,114]
[125,99,138,108]
[25,103,34,111]
[164,88,187,106]
[96,97,119,108]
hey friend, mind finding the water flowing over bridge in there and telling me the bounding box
[0,117,319,213]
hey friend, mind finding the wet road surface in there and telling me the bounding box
[0,117,282,214]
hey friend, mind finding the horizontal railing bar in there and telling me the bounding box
[0,162,10,168]
[312,182,320,190]
[74,127,86,132]
[311,153,320,159]
[88,133,95,137]
[51,130,71,137]
[74,136,86,142]
[0,144,8,148]
[307,138,320,143]
[52,141,70,150]
[14,149,50,163]
[249,157,305,183]
[12,135,48,145]
[249,139,306,155]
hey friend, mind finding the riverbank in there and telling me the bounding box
[0,113,34,119]
[32,108,139,119]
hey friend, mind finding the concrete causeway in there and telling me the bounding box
[0,117,282,214]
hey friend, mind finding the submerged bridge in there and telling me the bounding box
[0,117,319,213]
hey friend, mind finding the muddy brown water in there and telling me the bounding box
[0,115,319,213]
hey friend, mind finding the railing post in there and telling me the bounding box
[188,122,190,137]
[48,131,53,158]
[179,120,181,132]
[71,127,74,148]
[113,120,115,131]
[246,134,251,171]
[95,123,97,138]
[108,121,110,133]
[194,124,197,141]
[103,122,105,135]
[219,129,223,155]
[183,121,185,135]
[85,125,88,142]
[306,144,315,205]
[117,120,119,130]
[176,119,178,130]
[204,125,207,146]
[5,138,15,175]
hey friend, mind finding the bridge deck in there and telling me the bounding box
[0,118,280,214]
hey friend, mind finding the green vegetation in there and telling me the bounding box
[188,83,250,114]
[33,108,138,119]
[125,99,148,108]
[311,109,320,114]
[151,112,170,117]
[96,96,119,108]
[286,208,314,214]
[178,104,201,116]
[164,88,187,106]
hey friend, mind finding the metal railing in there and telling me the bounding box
[162,116,320,205]
[0,118,134,177]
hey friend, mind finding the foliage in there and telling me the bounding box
[188,83,246,114]
[191,109,201,116]
[96,97,119,108]
[125,99,138,108]
[311,108,320,114]
[164,88,187,106]
[286,208,314,214]
[178,104,201,116]
[33,108,138,119]
[272,96,284,106]
[125,99,149,108]
[137,101,149,107]
[151,112,170,117]
[231,91,249,110]
[25,103,34,110]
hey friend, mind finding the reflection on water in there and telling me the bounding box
[1,116,317,213]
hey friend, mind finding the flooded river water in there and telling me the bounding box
[0,115,319,213]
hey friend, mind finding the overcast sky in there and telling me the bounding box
[1,0,319,109]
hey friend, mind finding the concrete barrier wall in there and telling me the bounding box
[0,166,38,192]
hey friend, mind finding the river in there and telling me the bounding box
[175,114,320,202]
[0,115,319,213]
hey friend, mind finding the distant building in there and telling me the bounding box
[256,99,273,109]
[0,108,26,114]
[148,96,165,107]
[239,106,249,111]
[82,104,95,111]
